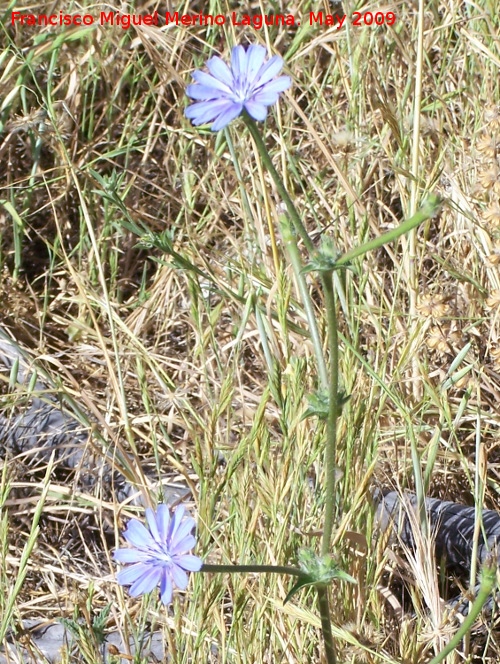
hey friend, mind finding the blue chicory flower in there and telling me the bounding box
[185,44,291,131]
[114,504,202,605]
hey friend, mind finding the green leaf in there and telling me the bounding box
[285,549,356,603]
[284,574,318,604]
[301,390,330,420]
[302,238,342,274]
[302,390,351,421]
[92,603,112,645]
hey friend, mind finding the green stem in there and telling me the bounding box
[201,563,305,577]
[427,565,496,664]
[335,195,441,268]
[243,113,315,255]
[321,273,339,556]
[243,114,339,471]
[317,586,337,664]
[242,113,340,663]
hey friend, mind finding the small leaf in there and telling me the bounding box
[302,238,346,274]
[284,548,357,604]
[298,549,357,584]
[301,390,329,420]
[284,574,318,604]
[302,390,351,421]
[92,603,112,645]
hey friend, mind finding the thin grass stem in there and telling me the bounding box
[280,215,328,389]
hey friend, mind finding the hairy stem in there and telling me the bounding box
[242,113,340,663]
[321,273,339,556]
[317,586,337,664]
[201,563,305,577]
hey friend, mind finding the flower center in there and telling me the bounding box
[232,76,251,103]
[147,546,173,567]
[159,550,173,565]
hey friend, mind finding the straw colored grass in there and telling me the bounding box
[1,0,500,661]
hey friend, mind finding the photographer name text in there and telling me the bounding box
[11,10,397,29]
